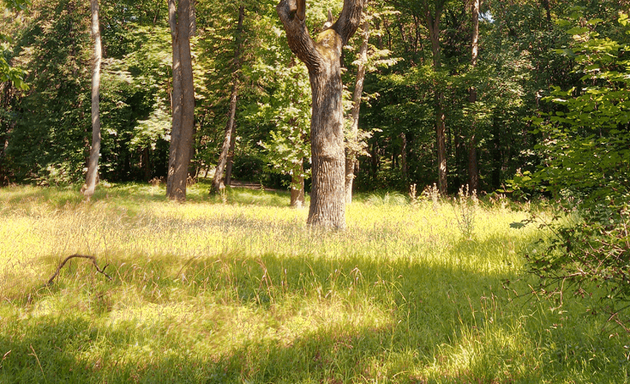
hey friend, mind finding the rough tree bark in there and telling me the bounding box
[345,15,369,205]
[277,0,365,229]
[468,0,480,192]
[212,5,244,194]
[425,1,447,196]
[83,0,102,199]
[166,0,195,201]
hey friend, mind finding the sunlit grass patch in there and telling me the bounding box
[0,183,628,383]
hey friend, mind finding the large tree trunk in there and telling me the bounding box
[468,0,480,192]
[277,0,364,229]
[212,5,244,193]
[345,16,369,204]
[425,4,447,196]
[166,0,195,202]
[83,0,102,199]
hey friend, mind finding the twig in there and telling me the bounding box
[47,254,112,286]
[29,345,47,383]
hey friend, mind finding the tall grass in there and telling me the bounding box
[0,183,628,383]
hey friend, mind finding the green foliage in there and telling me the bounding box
[1,0,628,196]
[0,0,172,185]
[98,24,173,180]
[521,12,629,202]
[525,206,630,316]
[0,57,27,90]
[4,0,93,185]
[255,63,311,187]
[3,0,29,11]
[516,12,630,324]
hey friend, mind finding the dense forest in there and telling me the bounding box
[1,0,626,198]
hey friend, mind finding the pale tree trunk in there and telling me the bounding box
[290,159,305,208]
[167,0,195,201]
[345,16,369,205]
[277,0,365,229]
[212,5,244,193]
[468,0,480,192]
[425,2,447,196]
[83,0,101,200]
[400,131,407,179]
[225,132,236,186]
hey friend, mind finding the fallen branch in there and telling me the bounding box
[47,254,112,286]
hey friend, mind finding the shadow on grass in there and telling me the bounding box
[4,246,616,383]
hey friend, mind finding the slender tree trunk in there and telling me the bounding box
[167,0,183,195]
[290,159,305,208]
[212,5,244,193]
[345,16,369,204]
[468,0,480,192]
[370,141,379,182]
[400,132,407,180]
[83,0,101,199]
[277,0,364,229]
[167,0,195,201]
[212,86,238,192]
[225,132,236,186]
[0,124,7,185]
[541,0,551,24]
[142,147,151,180]
[426,5,447,195]
[491,117,501,189]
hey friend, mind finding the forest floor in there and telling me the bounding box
[0,181,628,383]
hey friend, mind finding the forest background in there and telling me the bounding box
[1,0,626,200]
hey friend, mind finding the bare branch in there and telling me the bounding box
[47,254,112,286]
[277,0,321,71]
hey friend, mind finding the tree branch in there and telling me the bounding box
[288,0,306,21]
[47,254,112,286]
[333,0,365,45]
[277,0,321,72]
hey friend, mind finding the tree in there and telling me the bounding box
[166,0,195,201]
[256,62,312,208]
[2,0,93,185]
[276,0,365,229]
[83,0,102,199]
[466,0,479,192]
[345,12,369,204]
[211,4,245,194]
[423,0,448,196]
[389,0,449,195]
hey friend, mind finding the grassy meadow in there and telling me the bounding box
[0,181,628,383]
